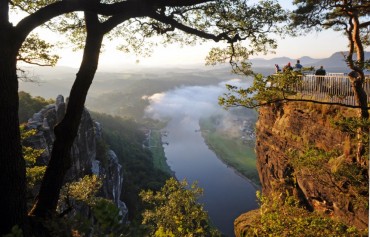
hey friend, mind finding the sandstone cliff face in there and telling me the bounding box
[235,102,368,234]
[25,95,128,220]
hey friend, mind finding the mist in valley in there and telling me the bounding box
[144,79,256,137]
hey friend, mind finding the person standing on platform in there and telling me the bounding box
[295,59,303,70]
[315,66,326,91]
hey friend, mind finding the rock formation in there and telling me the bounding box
[235,102,368,235]
[25,95,128,221]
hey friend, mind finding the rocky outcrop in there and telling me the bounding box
[25,95,128,221]
[235,102,368,234]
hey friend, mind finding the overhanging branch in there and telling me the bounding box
[229,97,370,109]
[14,0,217,48]
[148,11,237,43]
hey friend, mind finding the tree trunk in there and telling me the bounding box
[346,12,369,165]
[348,73,369,165]
[349,76,369,119]
[0,26,28,235]
[29,15,104,218]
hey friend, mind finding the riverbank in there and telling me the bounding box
[199,117,260,186]
[148,129,174,175]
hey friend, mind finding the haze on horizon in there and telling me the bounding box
[56,28,353,71]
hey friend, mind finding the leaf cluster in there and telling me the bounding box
[60,175,103,206]
[140,177,221,237]
[18,34,60,66]
[219,71,302,108]
[55,175,125,236]
[332,117,370,138]
[20,125,46,189]
[9,0,289,69]
[205,0,287,74]
[290,0,370,31]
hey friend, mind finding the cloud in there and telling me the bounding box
[144,79,251,121]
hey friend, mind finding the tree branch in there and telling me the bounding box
[359,21,370,28]
[148,11,238,43]
[228,97,370,109]
[14,0,217,47]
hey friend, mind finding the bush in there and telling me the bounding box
[140,178,222,237]
[238,191,368,237]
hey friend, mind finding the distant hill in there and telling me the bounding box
[315,51,370,68]
[250,51,370,72]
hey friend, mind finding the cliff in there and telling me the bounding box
[235,102,368,235]
[25,95,128,221]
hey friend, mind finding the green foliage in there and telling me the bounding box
[204,0,287,75]
[239,191,368,237]
[290,1,369,75]
[149,129,173,174]
[18,33,60,66]
[91,198,124,236]
[140,178,222,237]
[219,71,302,108]
[290,1,370,33]
[14,0,287,69]
[90,112,171,235]
[199,116,260,185]
[60,175,102,206]
[331,116,370,164]
[332,117,370,139]
[46,175,125,237]
[290,147,368,212]
[20,125,46,190]
[18,91,54,123]
[2,226,23,237]
[290,148,341,171]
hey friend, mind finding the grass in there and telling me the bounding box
[149,129,173,175]
[199,118,260,185]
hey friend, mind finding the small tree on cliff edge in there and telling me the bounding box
[1,0,286,235]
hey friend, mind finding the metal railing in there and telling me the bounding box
[289,74,370,107]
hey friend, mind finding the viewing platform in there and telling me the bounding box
[286,73,370,107]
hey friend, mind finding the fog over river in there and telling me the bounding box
[145,80,259,236]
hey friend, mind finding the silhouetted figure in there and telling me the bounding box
[315,66,326,91]
[315,66,326,76]
[295,60,303,70]
[283,62,293,72]
[274,64,281,73]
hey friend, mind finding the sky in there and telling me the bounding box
[11,1,366,70]
[54,28,351,70]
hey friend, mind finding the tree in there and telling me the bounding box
[219,1,370,112]
[290,0,370,119]
[1,0,286,235]
[140,178,221,237]
[290,0,370,164]
[218,0,370,164]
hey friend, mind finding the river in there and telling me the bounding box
[146,81,259,236]
[163,117,258,236]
